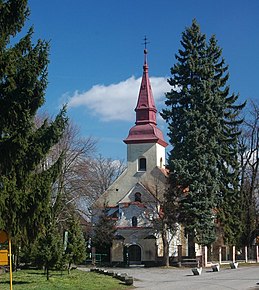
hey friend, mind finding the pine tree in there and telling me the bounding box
[161,19,244,248]
[0,0,67,240]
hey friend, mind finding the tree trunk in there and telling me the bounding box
[68,262,71,274]
[162,224,170,266]
[13,244,20,271]
[46,266,50,280]
[188,231,196,259]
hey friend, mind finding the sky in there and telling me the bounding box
[24,0,259,160]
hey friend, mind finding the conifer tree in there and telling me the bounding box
[92,210,116,262]
[0,0,67,240]
[65,215,86,273]
[216,97,245,245]
[34,220,64,280]
[206,35,245,245]
[161,19,244,248]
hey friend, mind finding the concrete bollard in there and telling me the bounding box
[125,276,134,285]
[192,267,202,275]
[230,262,238,269]
[117,273,128,281]
[212,264,220,272]
[107,270,114,276]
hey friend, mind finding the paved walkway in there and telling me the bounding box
[105,265,259,290]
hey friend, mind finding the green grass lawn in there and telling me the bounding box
[0,269,133,290]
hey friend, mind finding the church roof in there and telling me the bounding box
[124,49,168,147]
[92,167,168,208]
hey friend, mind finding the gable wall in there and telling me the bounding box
[117,203,154,227]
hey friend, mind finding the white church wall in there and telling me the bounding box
[169,224,182,257]
[142,239,156,261]
[127,142,164,172]
[111,240,124,262]
[117,204,153,227]
[156,143,166,169]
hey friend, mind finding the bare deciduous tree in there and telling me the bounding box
[38,113,126,224]
[141,175,179,267]
[79,155,126,218]
[43,119,97,224]
[88,155,126,198]
[238,100,259,245]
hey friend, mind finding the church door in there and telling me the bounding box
[128,244,141,264]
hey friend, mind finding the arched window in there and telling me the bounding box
[160,157,163,168]
[132,216,138,227]
[134,192,141,202]
[138,157,146,171]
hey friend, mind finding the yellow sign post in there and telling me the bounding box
[0,249,8,265]
[0,230,12,290]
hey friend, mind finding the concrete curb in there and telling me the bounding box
[90,267,134,286]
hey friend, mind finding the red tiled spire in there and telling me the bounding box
[124,49,168,147]
[135,49,157,125]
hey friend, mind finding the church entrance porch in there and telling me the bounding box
[124,244,142,265]
[128,244,141,264]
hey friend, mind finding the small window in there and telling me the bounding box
[139,157,146,171]
[160,157,163,168]
[135,192,141,202]
[132,216,138,227]
[111,211,118,218]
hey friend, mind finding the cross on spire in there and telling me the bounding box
[142,35,150,50]
[142,36,150,63]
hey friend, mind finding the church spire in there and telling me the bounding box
[135,48,157,125]
[124,48,167,147]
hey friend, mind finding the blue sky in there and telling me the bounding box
[25,0,259,160]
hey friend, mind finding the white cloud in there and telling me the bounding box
[67,76,171,122]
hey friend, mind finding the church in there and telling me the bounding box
[92,48,187,266]
[91,48,259,268]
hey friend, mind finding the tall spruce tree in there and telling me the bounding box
[207,37,245,246]
[161,19,244,248]
[216,96,245,246]
[0,0,67,240]
[204,35,244,246]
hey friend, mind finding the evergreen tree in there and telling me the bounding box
[207,36,245,246]
[92,209,116,262]
[161,19,244,248]
[0,0,67,241]
[65,215,86,273]
[34,220,64,280]
[216,98,245,246]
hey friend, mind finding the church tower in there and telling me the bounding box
[124,48,168,173]
[93,48,173,266]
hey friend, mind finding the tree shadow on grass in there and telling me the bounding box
[26,271,68,278]
[26,271,45,275]
[0,281,31,285]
